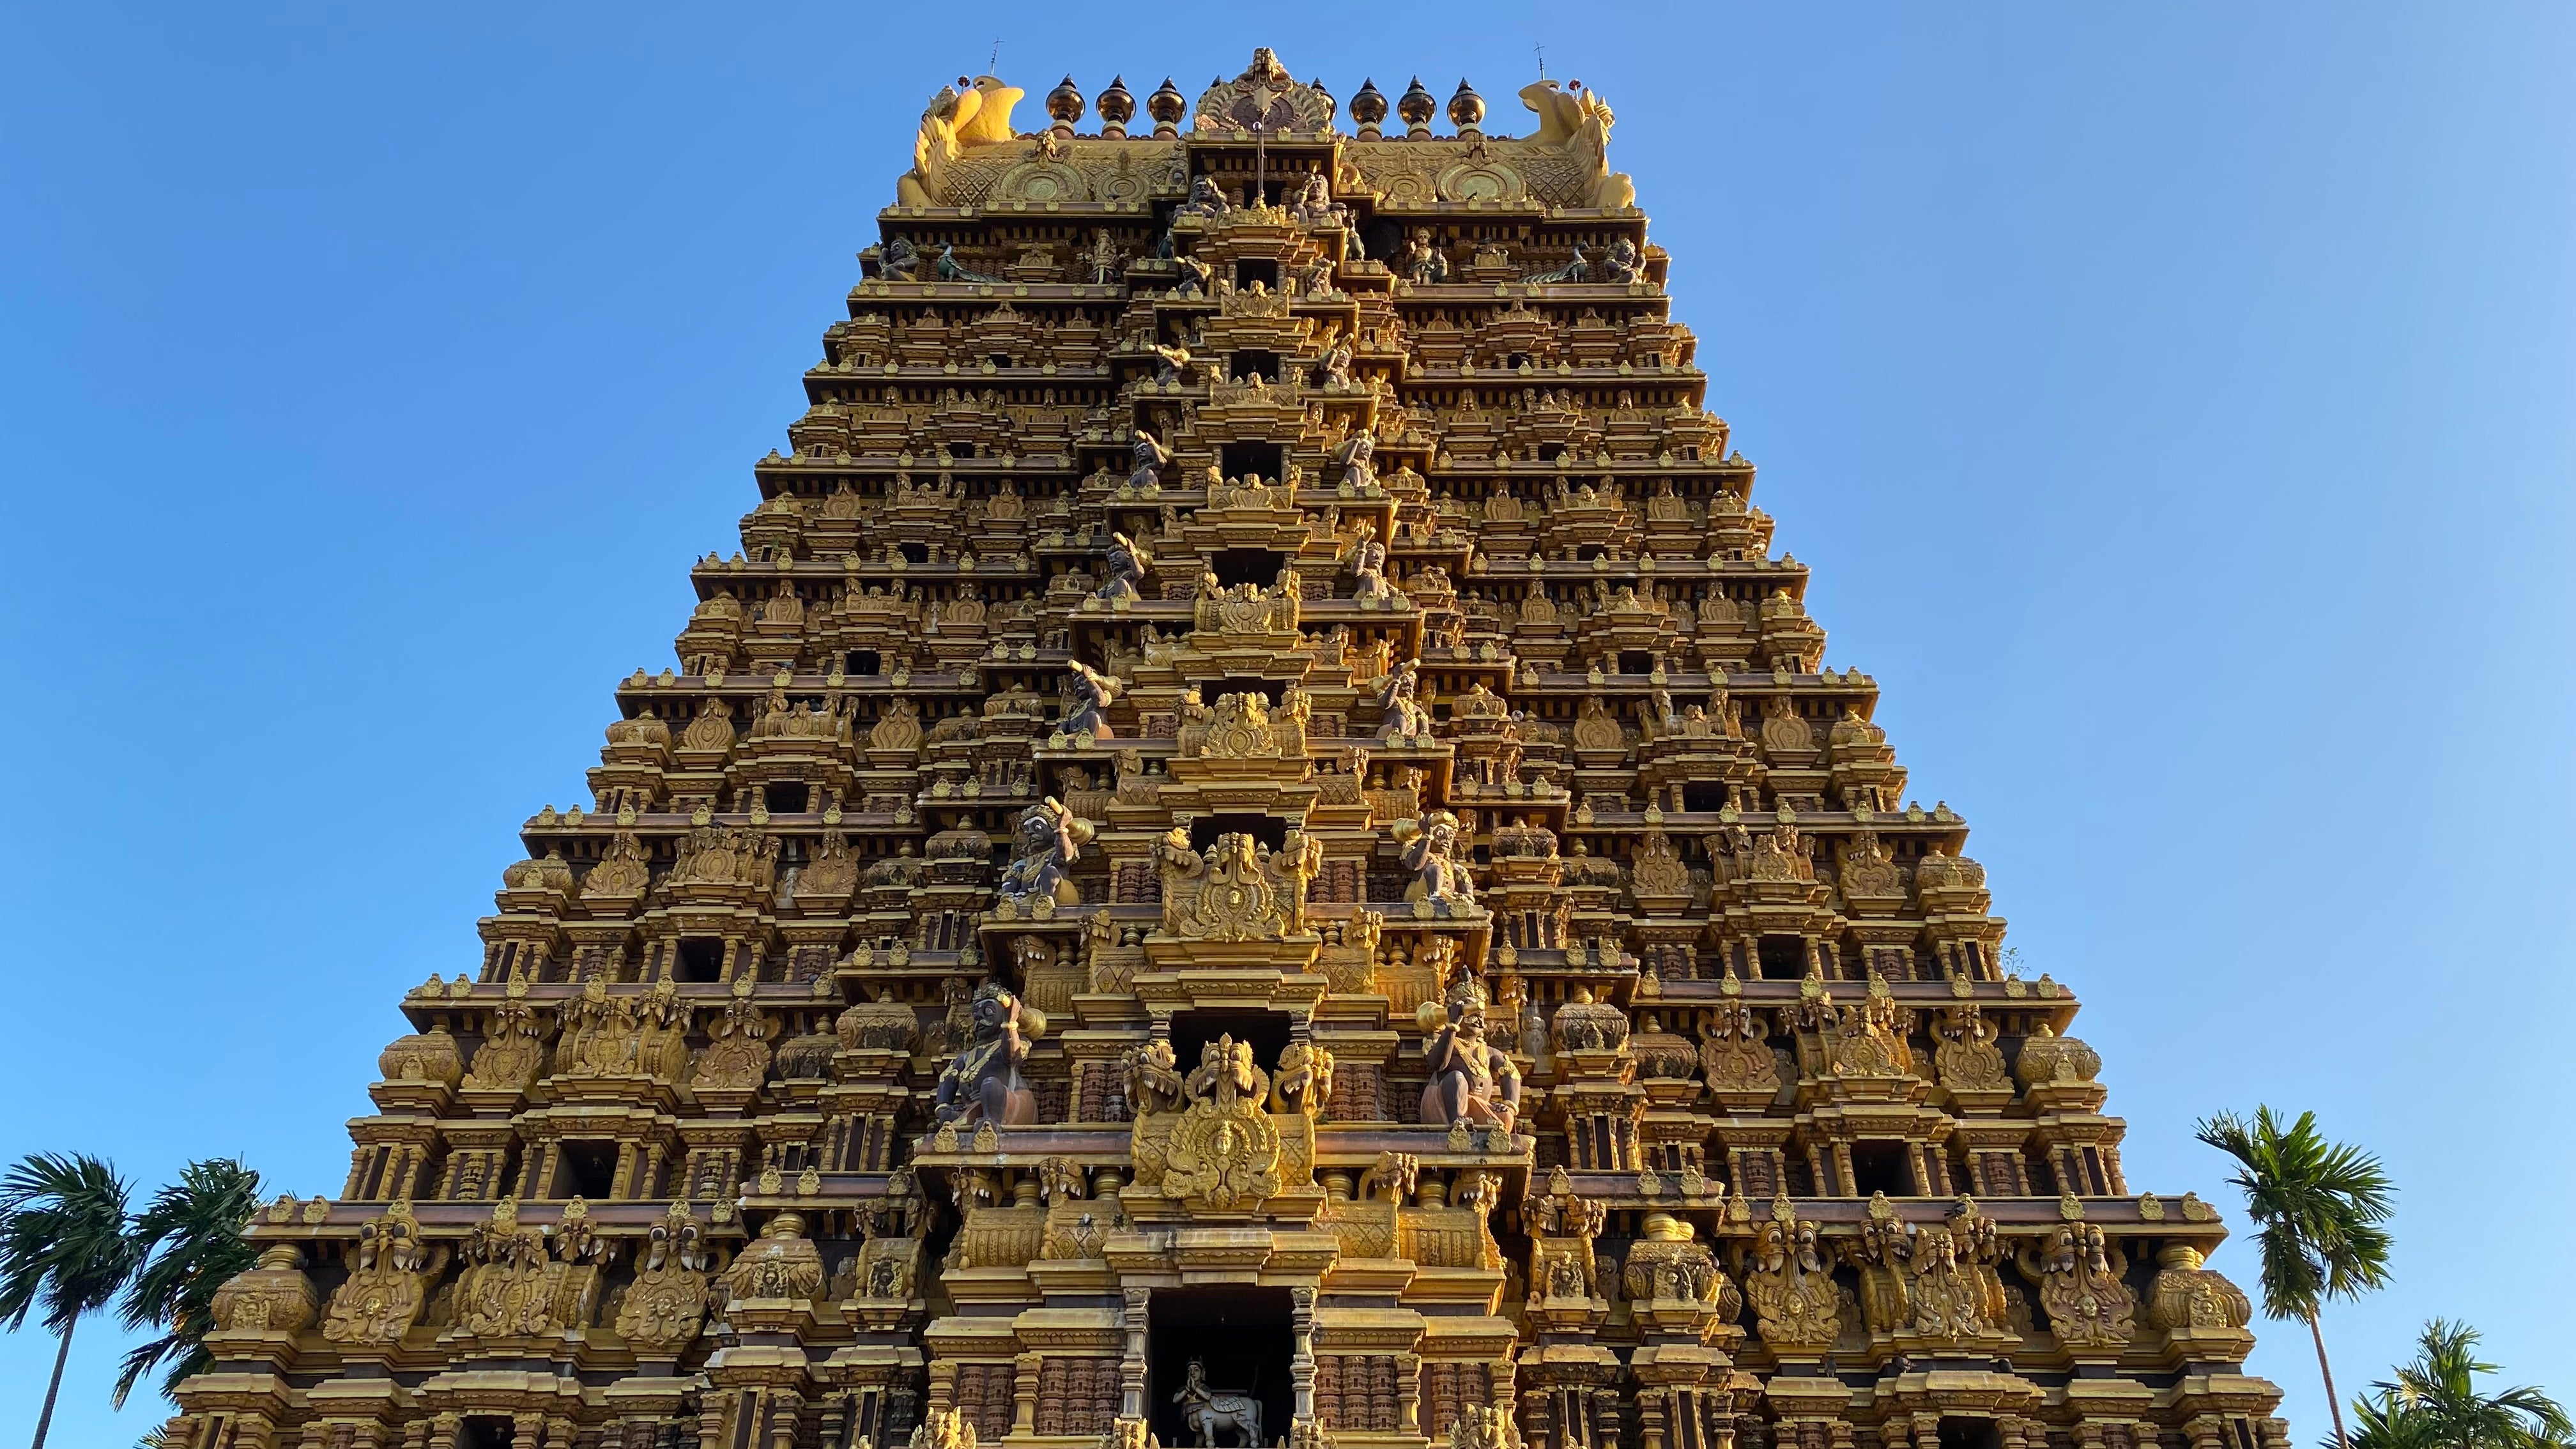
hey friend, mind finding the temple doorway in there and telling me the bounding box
[1149,1285,1294,1449]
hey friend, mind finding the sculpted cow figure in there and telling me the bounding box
[1172,1358,1262,1448]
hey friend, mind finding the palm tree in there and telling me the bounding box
[2349,1319,2572,1449]
[0,1153,139,1449]
[114,1159,263,1409]
[2195,1107,2396,1449]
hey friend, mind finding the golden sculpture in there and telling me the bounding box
[169,48,2281,1449]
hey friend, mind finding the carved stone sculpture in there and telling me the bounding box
[322,1204,441,1347]
[723,1210,827,1301]
[997,796,1096,908]
[1172,1358,1262,1448]
[2018,1221,2135,1349]
[933,982,1045,1128]
[1418,977,1520,1132]
[1744,1199,1839,1352]
[615,1203,715,1350]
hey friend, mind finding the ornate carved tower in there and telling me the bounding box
[172,49,2284,1449]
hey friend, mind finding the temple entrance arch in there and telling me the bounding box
[1148,1285,1295,1449]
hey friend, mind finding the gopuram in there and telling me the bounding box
[172,50,2285,1449]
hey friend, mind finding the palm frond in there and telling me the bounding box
[112,1158,262,1409]
[2369,1319,2573,1449]
[0,1151,137,1335]
[2192,1107,2394,1322]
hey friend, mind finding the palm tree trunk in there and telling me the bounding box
[31,1319,72,1449]
[2307,1309,2349,1449]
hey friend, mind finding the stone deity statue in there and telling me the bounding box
[933,981,1044,1128]
[1061,659,1123,740]
[1131,429,1172,491]
[996,797,1092,908]
[1422,977,1521,1133]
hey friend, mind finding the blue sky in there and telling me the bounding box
[3,3,2570,1442]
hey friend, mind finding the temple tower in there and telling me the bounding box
[171,50,2283,1449]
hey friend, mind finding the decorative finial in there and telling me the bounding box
[1448,79,1486,136]
[1306,76,1336,128]
[1396,77,1436,138]
[1045,75,1084,136]
[1097,75,1135,137]
[1350,78,1388,139]
[1147,77,1186,137]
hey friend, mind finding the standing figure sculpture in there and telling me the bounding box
[1171,1358,1263,1448]
[1399,228,1448,284]
[1085,227,1125,284]
[1420,976,1521,1133]
[1131,429,1173,491]
[1061,659,1123,741]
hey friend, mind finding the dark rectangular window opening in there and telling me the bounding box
[1232,259,1278,291]
[461,1419,516,1449]
[1229,349,1282,383]
[763,781,811,815]
[1682,782,1728,813]
[1756,934,1807,981]
[556,1140,618,1201]
[847,650,882,676]
[987,353,1014,371]
[1850,1140,1917,1198]
[1193,677,1285,707]
[1219,441,1285,480]
[676,938,726,984]
[1168,1011,1294,1078]
[1618,650,1655,675]
[1189,812,1289,853]
[1208,549,1285,588]
[900,542,931,564]
[1939,1421,2001,1449]
[1149,1285,1294,1449]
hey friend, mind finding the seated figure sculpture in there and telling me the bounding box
[1346,520,1395,605]
[1331,427,1378,489]
[1421,976,1521,1133]
[1130,428,1172,491]
[1060,659,1122,741]
[995,796,1092,908]
[1396,808,1476,907]
[1375,659,1433,742]
[933,981,1044,1128]
[1099,532,1150,603]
